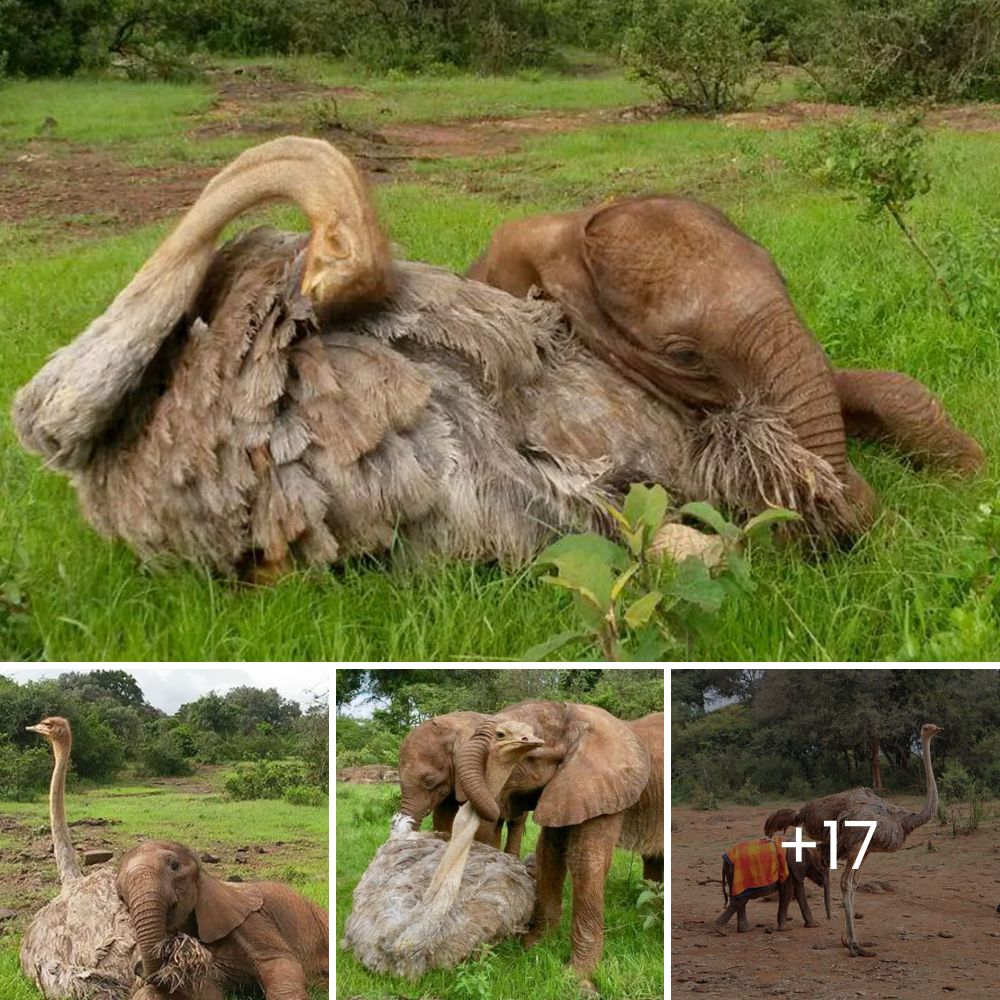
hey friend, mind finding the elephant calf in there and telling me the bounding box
[117,840,328,1000]
[713,842,830,936]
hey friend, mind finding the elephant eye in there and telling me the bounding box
[667,348,702,368]
[169,859,179,871]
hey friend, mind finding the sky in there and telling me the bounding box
[0,666,328,715]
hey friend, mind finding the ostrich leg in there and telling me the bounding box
[841,845,875,958]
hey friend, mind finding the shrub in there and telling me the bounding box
[0,739,51,801]
[790,0,1000,105]
[225,758,317,800]
[350,787,402,825]
[138,737,194,777]
[622,0,767,112]
[283,783,326,807]
[733,779,762,805]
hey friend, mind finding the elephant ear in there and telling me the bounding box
[533,705,650,828]
[194,873,265,942]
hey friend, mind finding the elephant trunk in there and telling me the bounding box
[455,724,500,823]
[745,303,848,482]
[124,869,169,977]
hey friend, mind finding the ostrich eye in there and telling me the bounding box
[495,731,506,739]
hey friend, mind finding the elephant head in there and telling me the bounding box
[455,701,650,826]
[117,840,263,978]
[472,197,879,533]
[396,711,486,828]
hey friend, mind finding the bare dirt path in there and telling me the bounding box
[672,803,1000,999]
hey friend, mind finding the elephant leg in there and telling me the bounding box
[523,825,568,947]
[712,901,739,935]
[504,813,527,856]
[256,954,311,1000]
[565,813,622,976]
[796,878,818,928]
[432,799,459,835]
[734,898,751,934]
[776,878,793,930]
[642,855,663,882]
[840,849,875,958]
[834,368,984,474]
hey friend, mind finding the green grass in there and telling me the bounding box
[2,65,1000,659]
[0,771,328,999]
[335,784,663,1000]
[0,78,212,145]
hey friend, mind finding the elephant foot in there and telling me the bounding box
[521,928,545,949]
[775,923,791,932]
[805,920,820,928]
[578,978,599,998]
[711,919,729,937]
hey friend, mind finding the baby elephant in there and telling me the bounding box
[714,840,830,935]
[118,839,328,1000]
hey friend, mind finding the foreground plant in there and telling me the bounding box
[526,484,798,661]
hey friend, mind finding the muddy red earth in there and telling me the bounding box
[672,803,1000,999]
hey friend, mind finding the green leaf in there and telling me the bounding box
[636,889,655,906]
[643,915,656,929]
[725,550,755,594]
[624,591,662,629]
[743,506,801,538]
[666,557,727,613]
[623,483,669,540]
[629,625,672,661]
[535,533,629,609]
[522,631,590,661]
[678,501,740,541]
[611,564,641,602]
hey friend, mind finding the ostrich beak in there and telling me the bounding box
[26,724,46,734]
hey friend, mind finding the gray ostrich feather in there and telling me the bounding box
[342,833,534,979]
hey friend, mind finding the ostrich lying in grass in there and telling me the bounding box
[12,137,982,579]
[342,720,544,978]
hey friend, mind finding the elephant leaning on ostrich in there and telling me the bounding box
[11,137,983,578]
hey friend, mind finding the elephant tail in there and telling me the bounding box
[763,808,800,837]
[721,854,731,905]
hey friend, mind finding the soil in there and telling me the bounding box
[671,803,1000,999]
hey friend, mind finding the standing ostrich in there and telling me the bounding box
[19,717,138,999]
[342,720,544,978]
[764,722,943,957]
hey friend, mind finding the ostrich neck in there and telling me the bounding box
[49,741,82,884]
[420,748,525,908]
[902,734,938,835]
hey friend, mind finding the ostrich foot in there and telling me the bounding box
[844,939,877,957]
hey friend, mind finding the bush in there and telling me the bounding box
[224,758,316,800]
[733,779,762,805]
[282,783,326,807]
[341,0,554,74]
[0,739,51,801]
[622,0,767,112]
[138,737,194,777]
[790,0,1000,105]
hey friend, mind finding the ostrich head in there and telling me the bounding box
[26,716,72,749]
[921,723,944,742]
[490,719,545,765]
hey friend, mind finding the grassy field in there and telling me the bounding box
[2,58,999,659]
[0,769,328,1000]
[335,783,664,1000]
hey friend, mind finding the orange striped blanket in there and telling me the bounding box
[726,837,789,897]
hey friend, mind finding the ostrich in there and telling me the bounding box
[342,720,544,978]
[764,722,943,957]
[19,717,139,999]
[18,717,213,1000]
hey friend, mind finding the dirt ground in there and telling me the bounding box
[672,803,1000,999]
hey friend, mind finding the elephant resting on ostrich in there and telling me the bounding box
[12,137,983,576]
